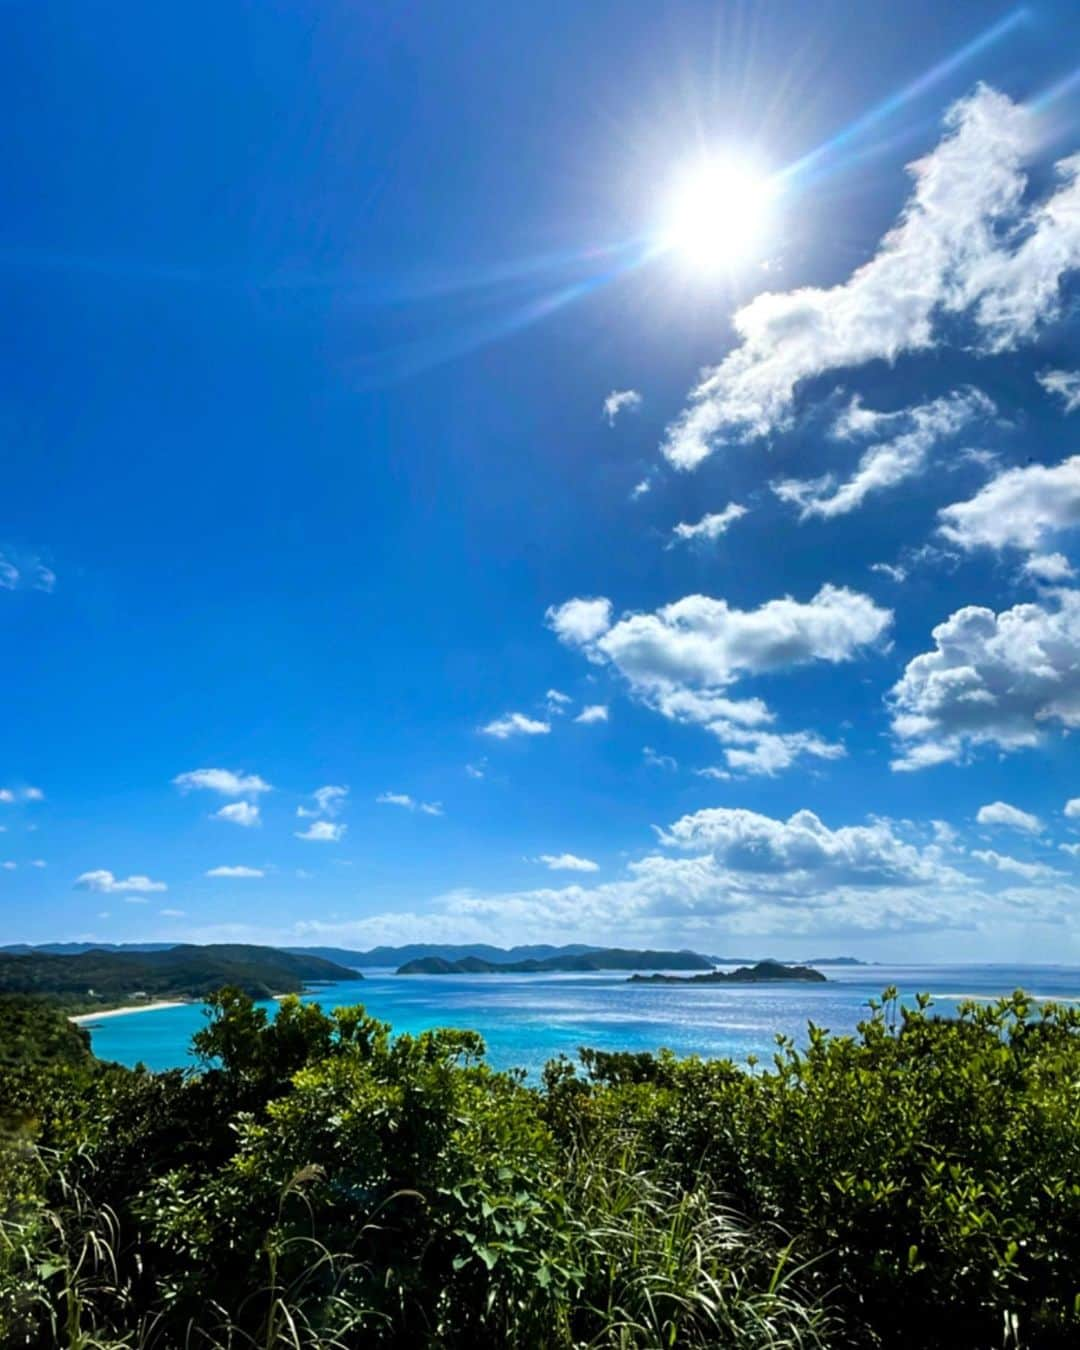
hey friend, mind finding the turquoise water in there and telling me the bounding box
[81,964,1080,1078]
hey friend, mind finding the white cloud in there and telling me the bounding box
[1065,798,1080,819]
[206,865,264,878]
[2,861,15,871]
[546,689,572,713]
[976,801,1043,834]
[213,801,261,828]
[545,597,613,647]
[603,389,642,424]
[970,849,1061,881]
[297,785,349,818]
[663,88,1080,470]
[1038,369,1080,414]
[549,585,887,776]
[773,390,992,520]
[30,859,46,868]
[0,786,44,804]
[630,479,652,500]
[174,768,272,796]
[658,806,950,888]
[481,712,551,739]
[0,791,11,804]
[939,455,1080,555]
[592,585,890,688]
[643,746,677,771]
[0,553,56,593]
[575,704,609,724]
[160,908,186,918]
[1024,552,1075,582]
[890,590,1080,769]
[295,820,346,843]
[75,870,167,894]
[465,761,486,780]
[535,853,600,872]
[376,792,444,816]
[871,562,908,583]
[710,727,845,777]
[671,502,747,545]
[1059,843,1080,857]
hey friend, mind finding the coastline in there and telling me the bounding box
[70,1000,190,1023]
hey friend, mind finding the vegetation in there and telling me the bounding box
[0,945,358,1008]
[2,986,1079,1347]
[396,948,714,975]
[628,960,827,984]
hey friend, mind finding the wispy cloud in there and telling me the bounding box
[295,821,346,843]
[376,792,444,816]
[481,712,551,739]
[174,768,272,796]
[533,853,599,872]
[75,870,167,894]
[213,801,261,827]
[603,389,642,425]
[206,865,265,878]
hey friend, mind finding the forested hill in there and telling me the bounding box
[0,944,358,1005]
[396,949,714,975]
[295,943,714,970]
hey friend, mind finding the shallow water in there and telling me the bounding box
[81,963,1080,1078]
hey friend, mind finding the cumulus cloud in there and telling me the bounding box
[663,87,1080,470]
[545,597,613,647]
[174,768,272,796]
[214,801,260,827]
[1065,798,1080,819]
[385,805,987,945]
[939,455,1080,555]
[0,786,44,804]
[295,820,346,842]
[75,870,167,894]
[871,562,908,583]
[1024,552,1075,582]
[970,849,1062,881]
[1038,368,1080,414]
[630,479,652,500]
[671,503,747,545]
[773,390,993,520]
[592,585,890,688]
[603,389,642,424]
[376,792,444,816]
[534,853,599,872]
[206,865,264,878]
[548,585,888,776]
[890,590,1080,769]
[546,689,572,714]
[575,704,609,724]
[976,801,1043,834]
[481,712,551,739]
[296,785,348,818]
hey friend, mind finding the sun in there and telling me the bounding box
[660,154,777,273]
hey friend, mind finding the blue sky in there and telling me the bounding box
[5,1,1080,959]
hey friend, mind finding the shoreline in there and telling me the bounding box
[70,1000,190,1023]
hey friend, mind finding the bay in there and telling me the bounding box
[80,963,1080,1078]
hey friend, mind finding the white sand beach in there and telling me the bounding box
[70,1000,189,1023]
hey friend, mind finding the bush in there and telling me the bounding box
[3,985,1079,1347]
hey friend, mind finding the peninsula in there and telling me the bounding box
[628,960,827,985]
[396,948,713,975]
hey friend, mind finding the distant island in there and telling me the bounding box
[0,943,359,1012]
[396,948,714,975]
[629,960,827,985]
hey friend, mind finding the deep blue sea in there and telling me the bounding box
[79,964,1080,1078]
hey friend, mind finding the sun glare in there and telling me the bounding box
[660,154,777,273]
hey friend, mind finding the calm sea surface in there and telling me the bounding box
[81,964,1080,1078]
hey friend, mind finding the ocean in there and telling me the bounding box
[79,963,1080,1078]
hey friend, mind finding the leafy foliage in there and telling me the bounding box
[3,986,1079,1346]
